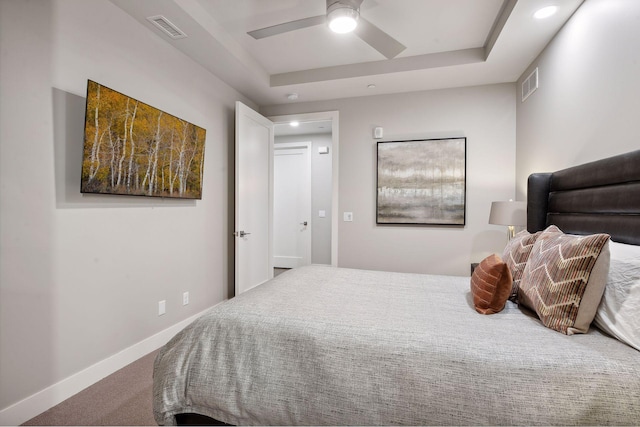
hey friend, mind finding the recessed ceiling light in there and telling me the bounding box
[286,93,299,100]
[290,121,300,127]
[534,6,558,19]
[367,84,376,89]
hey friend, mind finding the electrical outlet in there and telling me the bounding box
[158,300,166,316]
[183,291,189,306]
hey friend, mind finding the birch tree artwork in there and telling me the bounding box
[377,138,466,225]
[81,81,206,199]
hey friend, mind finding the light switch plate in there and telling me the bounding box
[373,127,383,139]
[343,212,353,222]
[319,210,326,218]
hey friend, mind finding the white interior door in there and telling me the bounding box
[269,111,339,267]
[273,143,311,269]
[234,101,273,295]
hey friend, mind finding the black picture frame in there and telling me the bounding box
[376,137,466,225]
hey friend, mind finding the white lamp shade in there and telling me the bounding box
[489,201,527,226]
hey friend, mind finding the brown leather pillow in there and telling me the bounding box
[470,254,513,314]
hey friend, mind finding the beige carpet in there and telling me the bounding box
[23,350,159,426]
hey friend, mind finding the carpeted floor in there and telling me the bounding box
[23,350,159,426]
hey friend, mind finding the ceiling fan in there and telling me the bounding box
[247,0,406,60]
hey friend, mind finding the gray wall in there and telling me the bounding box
[275,134,333,265]
[516,0,640,199]
[0,0,252,411]
[7,0,636,416]
[263,83,517,276]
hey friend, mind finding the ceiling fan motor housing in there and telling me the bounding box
[327,0,362,15]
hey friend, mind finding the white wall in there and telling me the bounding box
[263,83,517,276]
[516,0,640,199]
[0,0,252,416]
[275,133,333,265]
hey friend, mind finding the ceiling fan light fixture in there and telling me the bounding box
[328,6,359,34]
[534,5,558,19]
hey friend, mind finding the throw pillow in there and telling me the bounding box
[502,229,545,302]
[470,254,513,315]
[593,241,640,351]
[518,225,610,335]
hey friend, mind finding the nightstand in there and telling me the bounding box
[470,263,479,275]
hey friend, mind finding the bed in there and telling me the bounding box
[153,150,640,426]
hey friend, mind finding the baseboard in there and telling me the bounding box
[0,305,217,426]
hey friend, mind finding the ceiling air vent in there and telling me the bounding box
[146,15,187,39]
[521,67,538,102]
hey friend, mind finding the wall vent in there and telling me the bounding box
[146,15,188,39]
[521,67,538,102]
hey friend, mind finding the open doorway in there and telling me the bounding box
[273,141,312,268]
[271,112,339,268]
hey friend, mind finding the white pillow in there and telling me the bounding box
[593,240,640,351]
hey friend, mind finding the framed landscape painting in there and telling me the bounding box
[81,80,206,199]
[377,137,466,225]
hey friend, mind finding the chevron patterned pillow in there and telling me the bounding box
[502,229,545,302]
[517,226,610,335]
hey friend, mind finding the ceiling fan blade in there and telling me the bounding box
[248,15,326,39]
[354,17,406,59]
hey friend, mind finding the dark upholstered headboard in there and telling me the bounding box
[527,150,640,246]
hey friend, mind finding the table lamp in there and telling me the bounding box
[489,200,527,240]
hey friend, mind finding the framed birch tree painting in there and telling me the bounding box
[377,138,466,225]
[81,80,206,199]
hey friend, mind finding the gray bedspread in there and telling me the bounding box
[153,266,640,425]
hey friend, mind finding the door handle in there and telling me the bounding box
[300,221,308,226]
[233,230,251,237]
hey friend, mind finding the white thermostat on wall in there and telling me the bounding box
[373,127,383,139]
[318,146,329,154]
